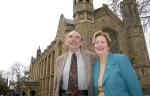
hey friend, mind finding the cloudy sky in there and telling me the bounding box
[0,0,107,72]
[0,0,149,72]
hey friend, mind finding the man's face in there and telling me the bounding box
[66,31,82,51]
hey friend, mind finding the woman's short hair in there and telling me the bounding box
[92,31,111,47]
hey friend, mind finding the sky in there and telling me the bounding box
[0,0,106,72]
[0,0,149,72]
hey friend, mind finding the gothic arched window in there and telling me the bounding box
[102,28,119,53]
[74,0,76,5]
[86,0,89,2]
[52,50,55,74]
[58,41,62,56]
[48,54,51,74]
[79,0,83,2]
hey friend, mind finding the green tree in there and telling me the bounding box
[0,71,9,95]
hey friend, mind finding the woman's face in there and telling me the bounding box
[94,35,110,56]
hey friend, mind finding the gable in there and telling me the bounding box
[94,4,123,31]
[55,14,75,42]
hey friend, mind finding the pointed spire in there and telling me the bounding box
[37,46,41,58]
[30,56,35,64]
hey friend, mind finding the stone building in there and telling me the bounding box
[26,0,150,95]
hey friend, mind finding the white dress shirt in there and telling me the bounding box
[62,49,87,90]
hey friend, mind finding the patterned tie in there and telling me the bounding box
[68,53,78,96]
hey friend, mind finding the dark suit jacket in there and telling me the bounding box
[54,49,97,96]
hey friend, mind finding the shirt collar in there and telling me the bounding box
[69,49,81,56]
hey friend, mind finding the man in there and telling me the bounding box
[54,30,97,96]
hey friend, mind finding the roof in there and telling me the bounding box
[64,18,74,25]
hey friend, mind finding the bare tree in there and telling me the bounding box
[138,0,150,32]
[106,0,150,33]
[7,62,24,81]
[7,62,28,95]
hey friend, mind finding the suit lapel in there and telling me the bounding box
[81,50,91,85]
[103,52,115,85]
[94,60,100,89]
[58,53,68,83]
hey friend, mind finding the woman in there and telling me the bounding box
[92,31,143,96]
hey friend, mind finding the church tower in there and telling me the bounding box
[120,0,150,94]
[73,0,95,50]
